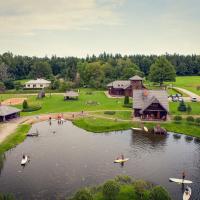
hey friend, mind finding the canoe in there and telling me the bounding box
[183,187,192,200]
[114,158,129,163]
[169,178,192,184]
[21,156,28,165]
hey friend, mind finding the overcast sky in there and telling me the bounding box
[0,0,200,57]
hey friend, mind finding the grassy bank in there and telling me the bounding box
[69,175,171,200]
[73,117,200,137]
[73,117,138,133]
[0,124,31,154]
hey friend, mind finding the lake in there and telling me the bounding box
[0,120,200,199]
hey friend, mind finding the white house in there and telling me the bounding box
[24,79,51,89]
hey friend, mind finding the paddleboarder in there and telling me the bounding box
[182,171,186,183]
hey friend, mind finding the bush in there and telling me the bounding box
[115,175,133,184]
[124,96,129,105]
[187,104,192,114]
[173,115,182,122]
[0,193,15,200]
[22,105,41,112]
[134,180,153,198]
[149,186,171,200]
[3,80,15,90]
[104,111,116,115]
[178,101,187,112]
[74,188,93,200]
[22,100,28,109]
[102,180,120,200]
[195,117,200,125]
[186,116,194,123]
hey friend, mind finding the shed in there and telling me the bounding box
[64,91,79,100]
[0,105,21,122]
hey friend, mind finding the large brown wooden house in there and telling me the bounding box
[107,75,145,97]
[133,90,169,121]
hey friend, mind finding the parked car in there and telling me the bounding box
[172,97,178,102]
[178,97,184,102]
[191,97,197,102]
[176,93,182,97]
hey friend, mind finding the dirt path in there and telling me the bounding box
[173,87,200,101]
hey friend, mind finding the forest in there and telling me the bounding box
[0,52,200,89]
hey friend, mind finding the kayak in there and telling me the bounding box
[114,158,129,163]
[169,178,193,184]
[21,156,28,165]
[183,187,192,200]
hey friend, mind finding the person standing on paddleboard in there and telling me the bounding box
[182,171,186,183]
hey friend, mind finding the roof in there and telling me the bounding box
[25,79,51,84]
[129,75,143,81]
[0,105,21,116]
[133,90,169,112]
[107,80,131,89]
[64,91,79,97]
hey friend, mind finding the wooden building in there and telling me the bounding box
[64,91,79,100]
[0,105,21,122]
[133,90,169,121]
[107,75,145,97]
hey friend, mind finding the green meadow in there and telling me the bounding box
[167,76,200,95]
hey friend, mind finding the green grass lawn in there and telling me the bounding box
[73,117,200,137]
[0,124,31,154]
[93,111,132,120]
[9,89,129,116]
[166,76,200,95]
[169,102,200,115]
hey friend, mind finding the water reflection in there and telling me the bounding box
[0,121,199,200]
[0,154,5,175]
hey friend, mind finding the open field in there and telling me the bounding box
[166,76,200,95]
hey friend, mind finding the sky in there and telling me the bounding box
[0,0,200,57]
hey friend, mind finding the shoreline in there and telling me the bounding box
[0,111,200,155]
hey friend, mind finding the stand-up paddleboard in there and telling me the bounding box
[21,156,28,165]
[144,126,148,132]
[114,158,129,163]
[131,127,142,131]
[183,187,192,200]
[169,178,192,184]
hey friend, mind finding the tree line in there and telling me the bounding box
[0,52,199,89]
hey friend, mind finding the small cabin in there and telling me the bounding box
[64,91,79,100]
[133,90,169,121]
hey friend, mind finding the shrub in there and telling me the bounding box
[149,186,171,200]
[0,193,16,200]
[3,80,14,90]
[74,188,93,200]
[102,180,120,200]
[22,100,28,109]
[173,115,182,122]
[187,104,192,114]
[115,175,133,184]
[124,96,129,105]
[195,117,200,125]
[134,180,153,198]
[186,116,194,123]
[104,111,116,115]
[178,101,187,112]
[22,105,41,112]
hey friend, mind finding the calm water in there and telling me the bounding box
[0,121,200,200]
